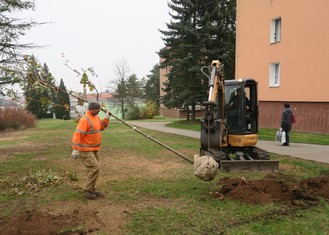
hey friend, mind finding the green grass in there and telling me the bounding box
[166,119,329,145]
[259,128,329,145]
[1,118,329,234]
[166,119,201,131]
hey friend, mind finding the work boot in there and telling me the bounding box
[93,191,105,198]
[85,191,97,200]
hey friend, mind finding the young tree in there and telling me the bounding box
[144,64,160,108]
[159,0,236,120]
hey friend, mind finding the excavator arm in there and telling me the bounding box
[208,60,225,122]
[201,60,228,149]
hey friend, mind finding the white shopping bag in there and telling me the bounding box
[275,130,282,143]
[281,131,286,143]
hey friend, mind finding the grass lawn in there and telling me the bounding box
[0,118,329,234]
[166,119,329,145]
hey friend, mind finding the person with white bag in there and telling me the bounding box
[280,103,293,146]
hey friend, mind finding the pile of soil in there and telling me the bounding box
[212,175,329,204]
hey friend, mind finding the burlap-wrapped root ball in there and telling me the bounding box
[193,154,219,181]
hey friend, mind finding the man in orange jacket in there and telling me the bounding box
[71,102,110,199]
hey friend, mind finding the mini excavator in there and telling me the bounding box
[200,60,279,172]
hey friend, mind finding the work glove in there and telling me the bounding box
[106,111,112,119]
[71,149,80,159]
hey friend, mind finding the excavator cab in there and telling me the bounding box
[200,60,279,172]
[225,79,258,139]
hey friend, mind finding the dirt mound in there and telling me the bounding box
[212,175,329,204]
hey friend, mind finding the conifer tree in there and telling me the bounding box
[159,0,236,120]
[144,64,160,108]
[23,59,63,119]
[24,58,51,118]
[0,0,37,91]
[126,74,143,102]
[54,79,71,120]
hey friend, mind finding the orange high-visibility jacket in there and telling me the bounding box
[72,110,109,151]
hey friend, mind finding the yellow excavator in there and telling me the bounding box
[200,60,279,172]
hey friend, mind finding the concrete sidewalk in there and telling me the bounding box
[128,121,329,164]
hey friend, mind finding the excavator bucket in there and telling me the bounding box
[219,160,280,173]
[201,147,279,173]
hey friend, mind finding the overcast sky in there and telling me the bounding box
[19,0,171,92]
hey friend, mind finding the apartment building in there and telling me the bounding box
[237,0,328,134]
[160,0,329,134]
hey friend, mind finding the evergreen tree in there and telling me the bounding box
[159,0,236,120]
[126,74,143,102]
[54,78,71,120]
[144,64,160,108]
[24,57,51,118]
[200,0,236,79]
[0,0,37,91]
[24,60,72,119]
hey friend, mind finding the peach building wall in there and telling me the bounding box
[236,0,329,102]
[159,1,329,133]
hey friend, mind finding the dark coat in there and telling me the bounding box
[281,107,292,131]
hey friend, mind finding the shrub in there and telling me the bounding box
[0,107,37,131]
[126,103,143,120]
[126,101,160,120]
[142,101,159,119]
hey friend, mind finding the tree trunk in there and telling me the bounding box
[121,98,125,119]
[186,105,190,121]
[191,103,196,121]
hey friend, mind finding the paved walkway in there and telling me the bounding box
[128,121,329,164]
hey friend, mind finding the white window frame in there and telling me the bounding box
[270,17,281,43]
[269,63,280,87]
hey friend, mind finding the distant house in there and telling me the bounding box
[87,92,113,102]
[69,95,88,118]
[69,92,114,118]
[0,97,18,110]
